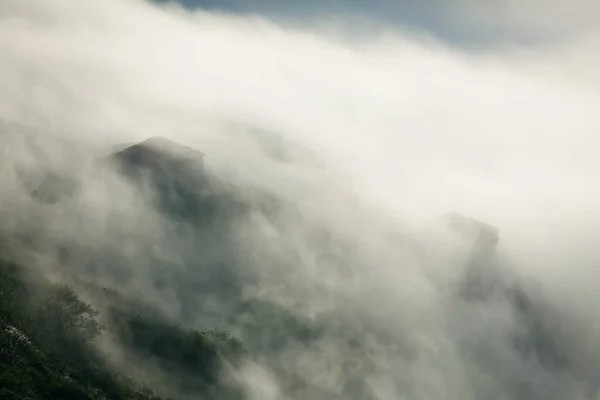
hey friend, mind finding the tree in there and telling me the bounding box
[36,285,102,343]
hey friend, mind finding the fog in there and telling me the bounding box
[1,0,600,399]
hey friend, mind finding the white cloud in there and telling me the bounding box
[1,0,599,293]
[1,0,600,397]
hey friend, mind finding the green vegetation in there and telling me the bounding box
[0,257,244,400]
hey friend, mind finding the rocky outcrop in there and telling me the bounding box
[442,211,499,250]
[110,136,207,220]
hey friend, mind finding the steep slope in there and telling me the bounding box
[1,133,598,399]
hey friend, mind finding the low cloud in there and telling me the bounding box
[1,0,600,399]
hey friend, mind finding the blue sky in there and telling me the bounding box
[151,0,500,46]
[152,0,595,48]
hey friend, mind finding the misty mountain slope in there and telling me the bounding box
[0,253,254,400]
[2,0,600,398]
[0,257,172,400]
[0,125,85,204]
[0,133,345,398]
[2,133,599,399]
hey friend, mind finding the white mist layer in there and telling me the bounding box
[1,1,600,399]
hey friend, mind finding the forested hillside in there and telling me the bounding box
[0,253,246,400]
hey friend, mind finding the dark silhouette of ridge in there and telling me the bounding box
[110,136,209,221]
[114,135,205,176]
[438,212,570,374]
[442,211,499,249]
[137,135,205,158]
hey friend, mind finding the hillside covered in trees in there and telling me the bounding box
[0,253,246,400]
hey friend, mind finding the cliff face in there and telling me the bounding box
[441,213,579,383]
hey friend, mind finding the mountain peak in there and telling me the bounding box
[442,212,499,247]
[137,135,205,158]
